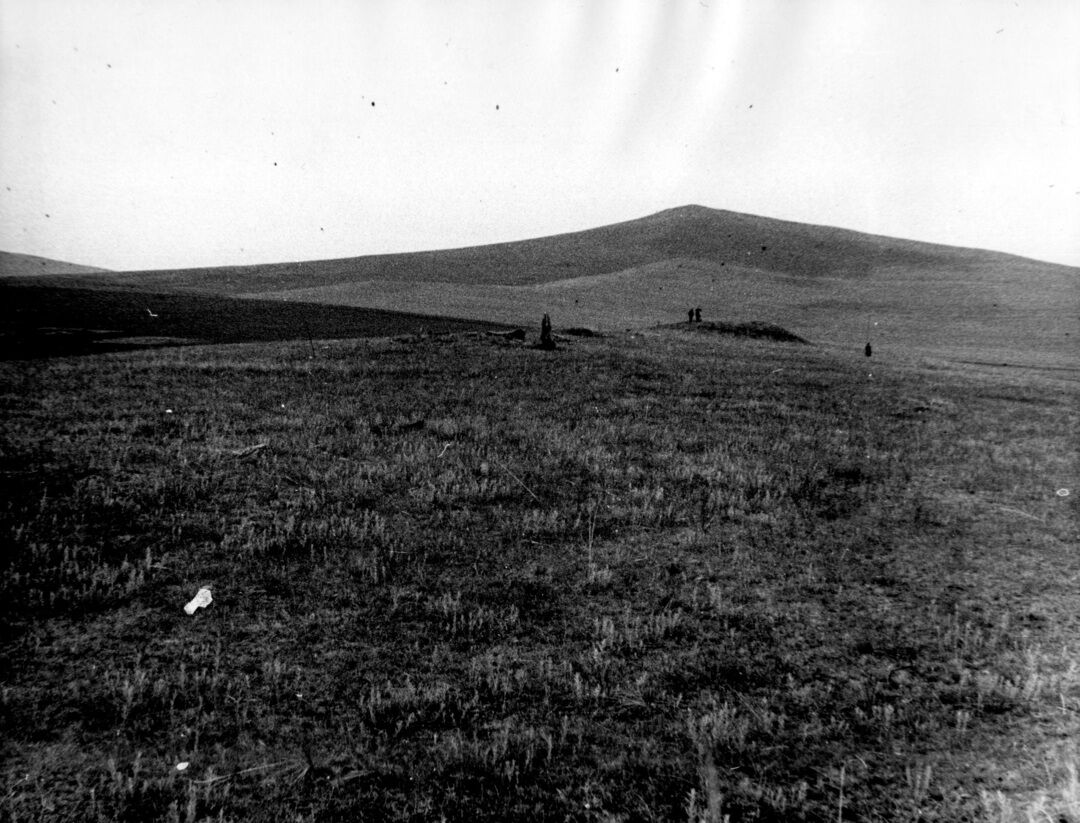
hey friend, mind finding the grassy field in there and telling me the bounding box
[2,327,1077,821]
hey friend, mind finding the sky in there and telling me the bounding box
[1,0,1078,271]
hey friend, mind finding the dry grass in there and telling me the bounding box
[1,328,1076,821]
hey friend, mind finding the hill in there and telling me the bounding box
[4,205,1077,367]
[8,205,1067,293]
[0,250,111,278]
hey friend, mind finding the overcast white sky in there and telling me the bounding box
[1,0,1078,270]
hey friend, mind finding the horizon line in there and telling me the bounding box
[3,202,1079,273]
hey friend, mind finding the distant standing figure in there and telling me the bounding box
[540,313,556,349]
[694,307,702,323]
[688,308,695,323]
[864,342,872,358]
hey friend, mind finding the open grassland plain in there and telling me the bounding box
[1,330,1077,822]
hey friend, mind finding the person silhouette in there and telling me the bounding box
[694,307,702,323]
[864,342,872,358]
[688,308,695,323]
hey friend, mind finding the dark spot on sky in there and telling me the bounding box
[761,245,767,251]
[45,214,50,218]
[273,162,277,166]
[615,67,619,72]
[748,104,753,109]
[496,104,500,110]
[107,63,111,68]
[371,101,375,107]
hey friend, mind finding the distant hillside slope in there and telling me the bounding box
[15,205,1071,295]
[0,251,110,277]
[0,283,512,359]
[7,206,1075,369]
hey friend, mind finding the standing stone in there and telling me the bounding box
[540,313,556,350]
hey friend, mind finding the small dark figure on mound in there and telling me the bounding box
[688,308,695,323]
[864,342,872,358]
[695,307,702,323]
[539,313,556,350]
